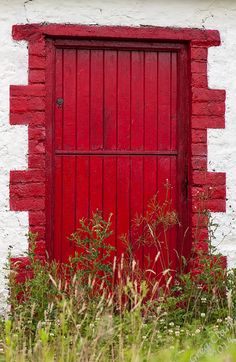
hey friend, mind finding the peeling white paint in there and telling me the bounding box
[0,0,236,310]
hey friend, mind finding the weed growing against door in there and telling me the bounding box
[2,189,236,361]
[68,211,115,289]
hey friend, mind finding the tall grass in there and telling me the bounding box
[1,192,236,361]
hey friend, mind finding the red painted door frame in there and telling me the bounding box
[10,24,226,278]
[45,37,190,266]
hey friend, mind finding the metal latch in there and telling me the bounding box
[56,98,64,108]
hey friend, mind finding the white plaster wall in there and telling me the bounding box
[0,0,236,310]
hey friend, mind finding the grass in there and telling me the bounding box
[1,192,236,361]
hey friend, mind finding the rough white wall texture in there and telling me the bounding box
[0,0,236,309]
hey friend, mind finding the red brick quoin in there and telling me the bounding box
[9,24,226,280]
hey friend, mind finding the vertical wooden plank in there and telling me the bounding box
[130,156,143,269]
[157,156,171,273]
[156,52,178,274]
[75,156,89,224]
[144,52,158,151]
[74,156,89,271]
[143,157,158,275]
[129,52,144,269]
[103,157,117,262]
[77,50,90,150]
[143,52,158,275]
[63,49,77,150]
[169,157,177,272]
[171,52,177,151]
[55,48,63,150]
[54,157,62,260]
[90,50,104,150]
[104,51,117,150]
[158,52,171,150]
[61,156,76,262]
[89,157,103,215]
[117,51,131,150]
[117,157,130,258]
[131,51,144,150]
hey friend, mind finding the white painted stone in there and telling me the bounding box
[0,0,236,310]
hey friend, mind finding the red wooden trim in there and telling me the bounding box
[176,44,191,262]
[9,23,226,278]
[54,39,185,51]
[55,150,179,156]
[12,24,220,46]
[45,39,56,257]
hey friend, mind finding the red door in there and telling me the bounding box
[51,40,188,274]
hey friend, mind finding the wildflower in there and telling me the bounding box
[200,313,206,318]
[169,322,174,327]
[168,329,173,335]
[225,316,233,324]
[175,331,180,336]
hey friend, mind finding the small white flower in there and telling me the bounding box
[169,322,174,327]
[175,331,180,336]
[225,316,233,323]
[200,313,206,318]
[195,329,201,334]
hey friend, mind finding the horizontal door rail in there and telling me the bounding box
[54,39,185,52]
[55,150,178,156]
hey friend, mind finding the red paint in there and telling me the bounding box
[9,24,226,282]
[50,42,188,276]
[12,24,220,45]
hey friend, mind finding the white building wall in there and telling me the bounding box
[0,0,235,309]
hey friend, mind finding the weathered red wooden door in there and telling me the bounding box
[52,40,188,274]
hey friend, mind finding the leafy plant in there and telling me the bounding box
[69,211,115,288]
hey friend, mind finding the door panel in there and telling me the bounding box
[53,43,187,273]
